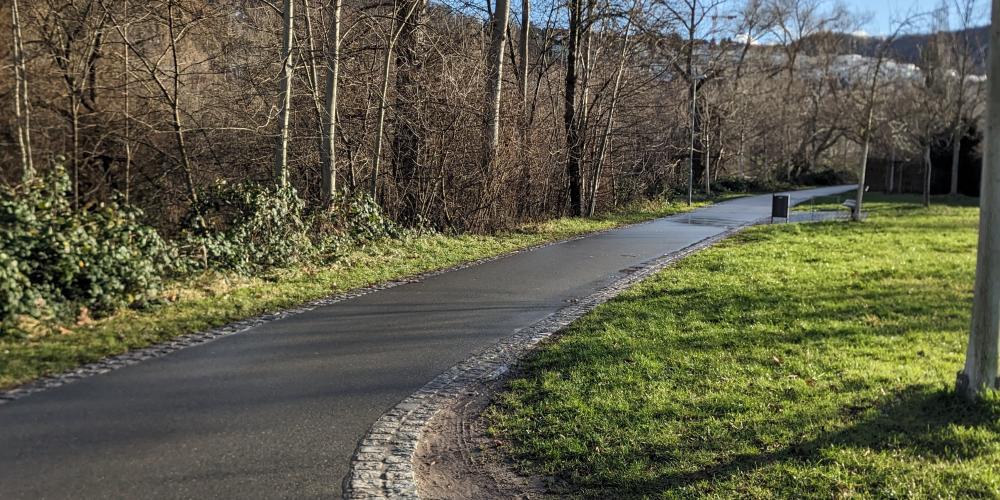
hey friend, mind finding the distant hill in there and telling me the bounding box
[804,25,989,74]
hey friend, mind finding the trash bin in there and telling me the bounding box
[772,194,790,219]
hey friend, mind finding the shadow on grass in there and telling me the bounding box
[622,387,1000,496]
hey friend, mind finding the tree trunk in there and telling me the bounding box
[854,48,887,221]
[122,0,131,203]
[303,0,328,189]
[10,0,33,182]
[563,0,583,216]
[519,0,529,106]
[392,0,428,225]
[321,0,342,204]
[274,0,296,187]
[959,2,1000,400]
[516,0,531,216]
[167,0,199,207]
[482,0,511,172]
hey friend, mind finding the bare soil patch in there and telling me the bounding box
[415,379,554,499]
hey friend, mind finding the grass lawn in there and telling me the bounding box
[0,198,704,390]
[487,194,1000,498]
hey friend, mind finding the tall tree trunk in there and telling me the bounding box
[303,0,328,188]
[564,0,583,216]
[10,0,33,182]
[854,49,887,221]
[274,0,296,187]
[167,0,199,208]
[482,0,511,172]
[321,0,342,204]
[392,0,428,225]
[516,0,531,216]
[519,0,529,107]
[958,2,1000,400]
[122,0,131,203]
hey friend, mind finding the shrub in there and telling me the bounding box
[713,176,794,193]
[180,181,314,273]
[0,167,169,330]
[312,192,400,252]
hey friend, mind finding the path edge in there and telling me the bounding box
[343,217,767,499]
[0,221,649,405]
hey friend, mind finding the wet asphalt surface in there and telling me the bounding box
[0,186,854,499]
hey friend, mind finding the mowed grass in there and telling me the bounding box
[0,198,702,389]
[487,195,1000,498]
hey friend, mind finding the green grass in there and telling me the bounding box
[487,194,1000,498]
[0,197,704,390]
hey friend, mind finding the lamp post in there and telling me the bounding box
[688,73,707,206]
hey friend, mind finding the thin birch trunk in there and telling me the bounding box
[275,0,296,187]
[321,0,342,203]
[482,0,512,172]
[10,0,33,181]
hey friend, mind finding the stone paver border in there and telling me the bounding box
[343,216,772,499]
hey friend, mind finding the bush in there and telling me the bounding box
[713,176,794,193]
[180,181,314,273]
[797,168,853,186]
[312,192,400,258]
[0,167,169,330]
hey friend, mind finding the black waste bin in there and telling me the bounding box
[772,194,790,219]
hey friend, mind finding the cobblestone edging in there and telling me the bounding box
[343,218,766,499]
[0,228,625,405]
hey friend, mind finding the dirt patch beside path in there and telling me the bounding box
[415,378,553,499]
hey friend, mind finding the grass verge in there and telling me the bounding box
[0,198,704,390]
[487,194,1000,498]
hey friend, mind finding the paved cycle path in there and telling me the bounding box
[0,186,854,499]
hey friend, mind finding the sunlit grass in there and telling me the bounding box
[487,195,1000,498]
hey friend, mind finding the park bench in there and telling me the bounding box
[841,199,857,211]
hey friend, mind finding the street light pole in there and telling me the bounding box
[958,0,1000,400]
[688,78,697,206]
[688,74,705,206]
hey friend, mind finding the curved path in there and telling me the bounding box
[0,186,853,499]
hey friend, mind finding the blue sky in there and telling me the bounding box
[842,0,990,35]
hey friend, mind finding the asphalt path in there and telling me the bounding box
[0,186,854,499]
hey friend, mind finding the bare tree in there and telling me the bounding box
[587,2,635,217]
[274,0,296,187]
[947,0,981,195]
[853,24,908,221]
[482,0,512,171]
[321,0,342,203]
[10,0,34,181]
